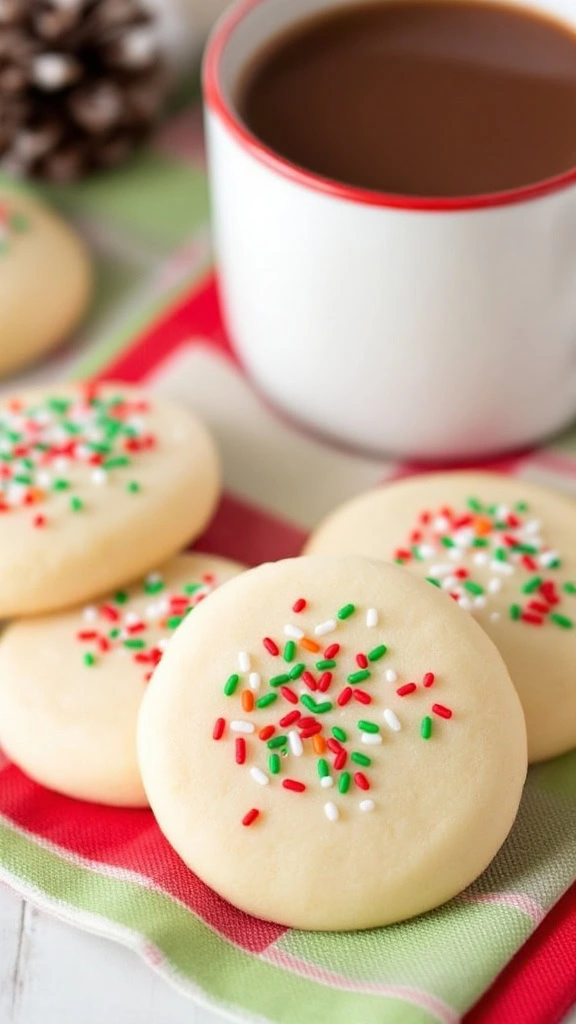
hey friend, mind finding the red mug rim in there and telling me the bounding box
[203,0,576,212]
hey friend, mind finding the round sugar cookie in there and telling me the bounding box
[0,188,91,375]
[138,555,527,930]
[306,472,576,763]
[0,553,244,806]
[0,381,221,615]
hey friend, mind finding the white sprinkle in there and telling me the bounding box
[284,624,304,640]
[496,504,511,519]
[82,606,98,623]
[36,470,52,489]
[366,608,378,628]
[539,550,559,567]
[473,552,489,567]
[361,733,383,746]
[314,620,336,637]
[146,572,163,585]
[488,578,502,594]
[250,767,269,786]
[429,564,453,578]
[523,519,541,535]
[360,799,375,813]
[418,543,436,559]
[441,575,457,590]
[288,730,303,757]
[125,611,141,627]
[249,672,261,692]
[230,720,255,734]
[91,468,108,486]
[238,651,250,673]
[324,801,339,822]
[145,603,160,620]
[473,596,487,610]
[383,708,401,732]
[458,596,473,612]
[385,669,398,684]
[454,528,474,548]
[490,561,514,576]
[320,776,334,788]
[433,515,450,532]
[53,456,70,473]
[157,638,169,651]
[448,547,461,561]
[490,612,501,623]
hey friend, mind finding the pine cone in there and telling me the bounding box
[0,0,167,180]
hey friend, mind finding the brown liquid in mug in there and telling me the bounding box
[238,0,576,198]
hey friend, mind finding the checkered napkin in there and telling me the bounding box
[0,106,575,1024]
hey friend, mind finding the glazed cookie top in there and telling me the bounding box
[138,556,527,931]
[306,472,576,762]
[0,382,220,614]
[0,554,244,807]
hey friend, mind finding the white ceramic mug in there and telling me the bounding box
[204,0,576,460]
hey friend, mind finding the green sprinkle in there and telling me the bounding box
[339,772,351,794]
[47,397,70,414]
[472,538,489,548]
[426,577,441,588]
[487,504,498,515]
[109,628,121,639]
[358,720,379,734]
[351,752,371,767]
[494,548,508,562]
[316,659,336,670]
[13,474,32,485]
[550,613,574,630]
[563,582,576,595]
[127,481,141,494]
[522,576,542,594]
[283,640,296,662]
[123,638,146,650]
[509,604,522,621]
[289,662,305,680]
[548,558,561,569]
[269,754,281,775]
[318,759,329,778]
[104,456,130,470]
[115,590,129,604]
[466,497,483,512]
[348,669,370,683]
[368,644,387,662]
[332,726,347,742]
[512,543,538,555]
[412,546,423,561]
[394,557,406,565]
[441,536,455,548]
[166,616,183,630]
[256,693,278,709]
[83,652,96,667]
[70,496,84,512]
[183,583,203,595]
[463,580,484,596]
[144,578,164,595]
[515,501,529,512]
[267,735,288,749]
[301,694,317,712]
[315,701,333,715]
[421,716,433,740]
[269,674,290,687]
[52,478,70,491]
[337,603,356,620]
[224,674,239,696]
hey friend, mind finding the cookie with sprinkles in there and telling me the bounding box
[0,188,91,376]
[0,554,244,806]
[138,555,526,930]
[0,382,222,615]
[307,472,576,763]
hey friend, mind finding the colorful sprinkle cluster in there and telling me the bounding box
[395,497,576,630]
[0,201,29,255]
[0,386,154,529]
[212,598,454,827]
[77,570,217,682]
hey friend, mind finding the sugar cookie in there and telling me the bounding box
[0,188,91,375]
[307,472,576,763]
[0,382,221,615]
[0,554,244,806]
[138,555,526,930]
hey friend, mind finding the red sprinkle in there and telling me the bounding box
[213,718,226,740]
[318,671,332,692]
[299,717,318,729]
[354,772,370,791]
[33,514,46,528]
[235,738,246,764]
[356,653,368,669]
[528,600,549,614]
[77,630,97,641]
[302,671,317,691]
[258,725,275,741]
[279,710,301,727]
[353,689,372,705]
[420,511,431,524]
[100,604,120,622]
[507,513,520,528]
[327,738,344,755]
[337,687,353,706]
[432,704,453,719]
[324,643,340,659]
[280,685,299,704]
[521,612,544,625]
[283,779,306,793]
[521,554,538,571]
[242,808,260,827]
[300,723,322,738]
[334,749,347,770]
[503,534,518,547]
[126,622,146,635]
[454,568,469,579]
[98,637,111,652]
[423,672,435,688]
[410,529,423,543]
[397,683,417,697]
[292,598,307,613]
[263,637,279,656]
[394,548,411,561]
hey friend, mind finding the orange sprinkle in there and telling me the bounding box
[300,637,320,654]
[474,516,493,536]
[241,690,254,712]
[312,734,326,755]
[259,725,275,741]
